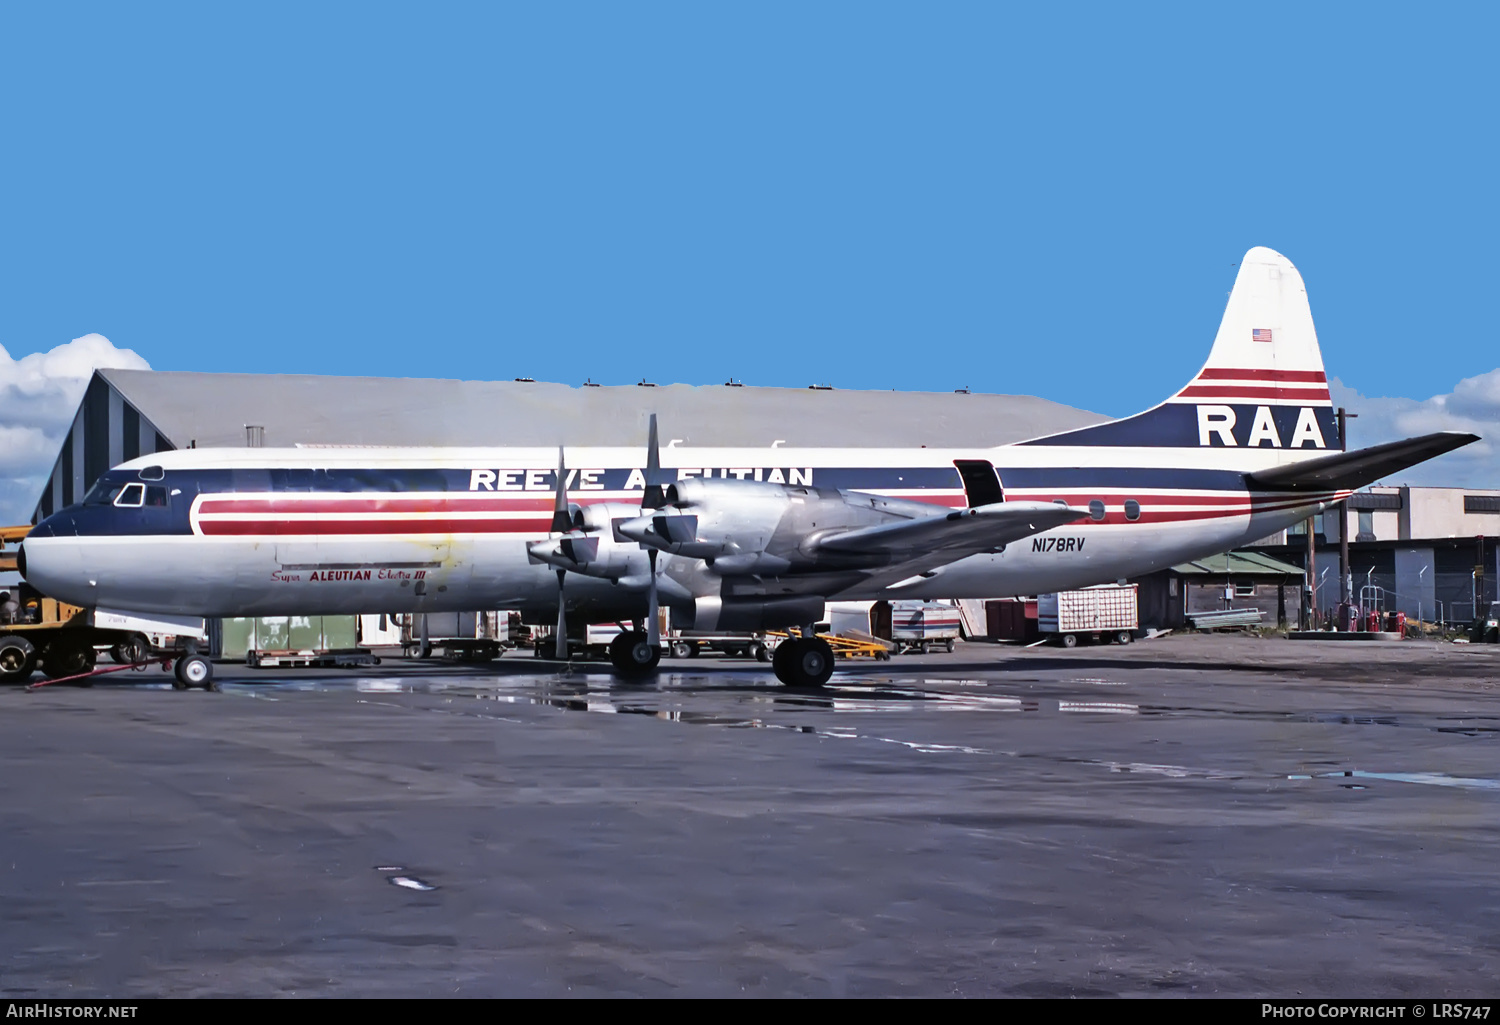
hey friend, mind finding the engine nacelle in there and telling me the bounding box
[530,502,652,581]
[685,595,827,632]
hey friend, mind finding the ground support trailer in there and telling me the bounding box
[1038,584,1139,648]
[405,611,512,661]
[890,601,962,654]
[247,649,381,668]
[665,632,777,661]
[0,584,213,689]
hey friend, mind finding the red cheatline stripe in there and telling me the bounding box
[199,517,555,536]
[199,496,560,514]
[200,492,973,516]
[1196,368,1327,382]
[1175,385,1331,400]
[1011,493,1316,508]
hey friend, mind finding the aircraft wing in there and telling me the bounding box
[1246,432,1480,492]
[812,500,1089,562]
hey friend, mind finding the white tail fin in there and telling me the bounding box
[1020,246,1338,450]
[1174,246,1330,406]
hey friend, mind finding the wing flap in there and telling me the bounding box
[1247,432,1479,491]
[812,500,1090,560]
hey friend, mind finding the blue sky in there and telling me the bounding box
[1,2,1497,514]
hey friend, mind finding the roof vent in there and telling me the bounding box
[245,425,264,448]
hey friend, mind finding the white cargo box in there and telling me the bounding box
[1038,584,1139,636]
[890,601,962,641]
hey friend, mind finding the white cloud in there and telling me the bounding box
[0,334,150,524]
[1330,371,1498,488]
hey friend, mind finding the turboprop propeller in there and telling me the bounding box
[523,417,678,674]
[639,414,670,653]
[548,448,576,659]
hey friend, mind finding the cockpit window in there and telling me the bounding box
[114,483,146,508]
[84,480,127,505]
[139,465,165,481]
[145,486,168,507]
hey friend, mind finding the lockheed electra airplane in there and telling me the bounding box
[18,247,1478,687]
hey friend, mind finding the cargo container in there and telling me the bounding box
[1037,585,1139,647]
[890,600,962,654]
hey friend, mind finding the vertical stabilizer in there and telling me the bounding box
[1020,247,1338,452]
[1175,246,1330,408]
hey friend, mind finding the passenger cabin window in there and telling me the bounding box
[1124,500,1141,521]
[1088,500,1105,521]
[114,483,146,507]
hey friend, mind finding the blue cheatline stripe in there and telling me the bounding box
[997,467,1248,490]
[1019,403,1341,449]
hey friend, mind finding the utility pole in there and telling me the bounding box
[1305,515,1316,628]
[1337,407,1357,628]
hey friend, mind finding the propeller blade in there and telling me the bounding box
[554,569,568,660]
[646,549,660,648]
[642,413,666,510]
[550,446,572,533]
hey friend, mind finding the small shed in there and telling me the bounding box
[1136,551,1306,630]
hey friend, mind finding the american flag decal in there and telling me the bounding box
[1252,328,1273,342]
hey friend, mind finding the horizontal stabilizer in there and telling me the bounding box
[813,500,1089,560]
[1247,432,1480,491]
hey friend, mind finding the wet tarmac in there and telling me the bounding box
[2,635,1498,997]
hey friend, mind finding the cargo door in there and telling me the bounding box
[953,460,1004,508]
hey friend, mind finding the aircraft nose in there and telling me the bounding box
[14,531,95,605]
[26,511,75,539]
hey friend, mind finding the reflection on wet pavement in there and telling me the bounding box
[152,664,1497,801]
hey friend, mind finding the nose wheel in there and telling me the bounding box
[773,637,835,689]
[608,630,661,678]
[172,653,215,690]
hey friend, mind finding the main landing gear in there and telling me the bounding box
[772,633,835,689]
[608,630,661,678]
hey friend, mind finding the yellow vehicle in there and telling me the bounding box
[765,631,893,661]
[1,526,159,683]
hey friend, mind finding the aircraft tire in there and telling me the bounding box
[0,634,37,684]
[774,637,834,688]
[174,654,214,690]
[609,631,660,677]
[771,638,794,678]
